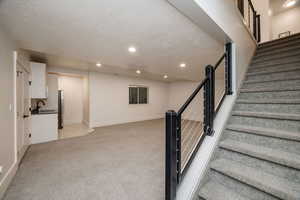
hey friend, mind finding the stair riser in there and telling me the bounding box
[224,130,300,155]
[246,71,300,82]
[242,80,300,90]
[252,51,300,64]
[248,63,300,73]
[228,116,300,133]
[218,148,300,184]
[239,90,300,100]
[255,45,300,59]
[234,103,300,114]
[208,170,278,200]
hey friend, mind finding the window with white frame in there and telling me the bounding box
[129,86,148,104]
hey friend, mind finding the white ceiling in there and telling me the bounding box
[0,0,226,82]
[270,0,300,15]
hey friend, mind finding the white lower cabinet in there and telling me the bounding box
[31,114,58,144]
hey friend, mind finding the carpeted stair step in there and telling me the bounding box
[239,89,300,100]
[236,99,300,104]
[250,57,300,68]
[207,169,279,200]
[254,43,300,59]
[224,129,300,157]
[198,180,250,200]
[234,100,300,114]
[257,34,300,50]
[232,111,300,121]
[229,114,300,133]
[248,62,300,73]
[227,124,300,141]
[247,65,300,76]
[240,88,300,94]
[245,71,300,83]
[241,80,300,91]
[252,51,300,64]
[210,159,300,200]
[242,80,300,90]
[219,139,300,169]
[217,148,300,189]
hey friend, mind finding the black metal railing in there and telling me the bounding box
[237,0,261,42]
[165,43,233,200]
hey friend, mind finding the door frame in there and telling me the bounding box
[14,51,31,164]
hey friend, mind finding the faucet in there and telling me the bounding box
[35,100,46,112]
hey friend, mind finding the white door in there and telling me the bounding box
[16,62,31,163]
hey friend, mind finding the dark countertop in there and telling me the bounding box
[31,110,58,115]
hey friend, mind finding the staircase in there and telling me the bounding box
[197,34,300,200]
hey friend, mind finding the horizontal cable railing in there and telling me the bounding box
[237,0,261,42]
[165,43,233,200]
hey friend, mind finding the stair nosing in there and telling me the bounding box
[219,139,300,170]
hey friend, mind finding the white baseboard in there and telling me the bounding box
[90,116,163,129]
[0,162,18,200]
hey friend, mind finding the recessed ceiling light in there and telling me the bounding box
[136,70,141,74]
[268,9,272,16]
[164,75,168,79]
[284,0,296,7]
[96,62,102,67]
[180,63,186,68]
[128,46,137,53]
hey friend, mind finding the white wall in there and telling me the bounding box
[252,0,271,43]
[45,74,59,110]
[168,75,226,122]
[89,72,169,128]
[0,28,17,199]
[272,6,300,40]
[192,0,256,90]
[82,76,90,126]
[58,76,84,125]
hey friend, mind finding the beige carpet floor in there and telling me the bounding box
[4,119,165,200]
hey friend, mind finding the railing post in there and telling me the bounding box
[225,43,233,95]
[165,110,178,200]
[176,114,181,184]
[253,10,257,40]
[257,14,261,43]
[204,65,215,136]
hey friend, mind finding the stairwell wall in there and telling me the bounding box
[166,0,257,199]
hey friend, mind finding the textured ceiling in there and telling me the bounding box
[270,0,300,15]
[0,0,226,82]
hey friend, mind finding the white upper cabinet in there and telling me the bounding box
[30,62,47,99]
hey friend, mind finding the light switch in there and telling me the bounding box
[0,166,3,174]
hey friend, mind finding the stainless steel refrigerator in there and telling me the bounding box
[58,90,64,129]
